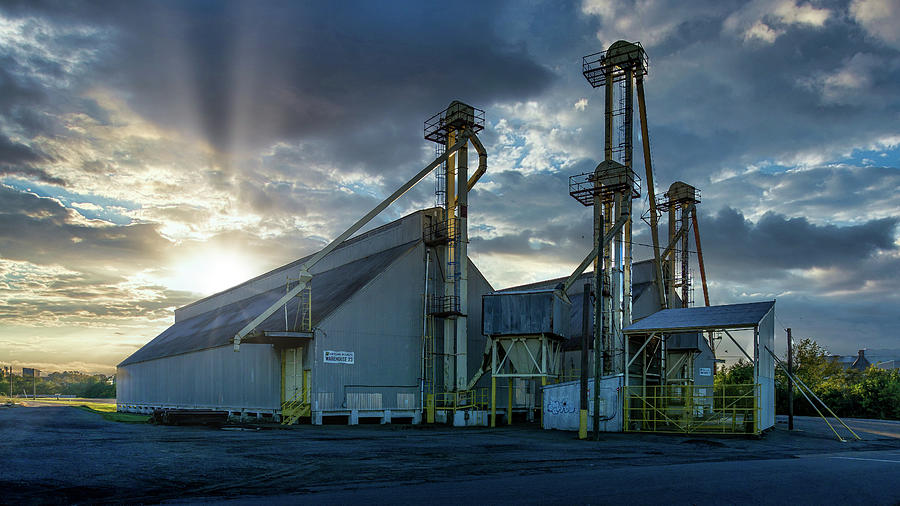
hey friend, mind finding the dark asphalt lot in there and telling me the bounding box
[1,403,899,504]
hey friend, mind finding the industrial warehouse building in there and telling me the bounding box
[118,41,778,434]
[117,208,493,424]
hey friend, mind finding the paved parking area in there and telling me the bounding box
[1,404,898,504]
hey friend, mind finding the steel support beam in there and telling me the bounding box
[234,132,473,351]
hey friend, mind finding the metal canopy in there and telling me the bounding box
[623,301,775,334]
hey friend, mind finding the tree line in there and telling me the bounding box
[716,338,900,420]
[0,370,115,399]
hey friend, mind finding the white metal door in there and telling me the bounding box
[283,347,303,402]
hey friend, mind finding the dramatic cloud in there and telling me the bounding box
[0,0,898,371]
[850,0,900,49]
[701,206,896,274]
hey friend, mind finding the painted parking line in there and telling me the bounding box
[829,456,900,464]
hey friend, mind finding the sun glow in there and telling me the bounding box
[167,250,260,296]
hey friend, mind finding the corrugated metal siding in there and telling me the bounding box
[116,344,280,411]
[542,376,623,432]
[466,262,494,387]
[311,243,424,411]
[758,307,776,430]
[482,290,570,338]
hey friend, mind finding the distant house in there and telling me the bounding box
[850,349,871,371]
[828,349,888,371]
[827,354,856,369]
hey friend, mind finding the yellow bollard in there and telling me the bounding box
[540,376,547,429]
[507,378,513,425]
[426,393,435,424]
[578,409,588,439]
[490,377,496,428]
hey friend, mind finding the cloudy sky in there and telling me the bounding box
[1,0,898,373]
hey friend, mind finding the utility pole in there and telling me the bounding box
[593,215,604,441]
[579,283,590,440]
[787,328,793,431]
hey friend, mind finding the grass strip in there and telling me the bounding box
[75,405,149,423]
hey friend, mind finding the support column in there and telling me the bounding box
[681,206,690,307]
[443,129,457,391]
[668,205,677,307]
[456,139,469,390]
[491,375,497,428]
[593,210,604,440]
[603,201,613,374]
[579,282,590,440]
[635,75,666,310]
[612,195,621,370]
[623,71,634,331]
[491,339,498,427]
[787,327,794,431]
[507,377,513,425]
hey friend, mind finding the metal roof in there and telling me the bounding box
[623,301,775,334]
[118,241,418,367]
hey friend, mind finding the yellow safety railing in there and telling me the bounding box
[433,388,489,412]
[623,383,759,435]
[281,371,311,425]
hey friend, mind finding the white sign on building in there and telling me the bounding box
[324,350,355,364]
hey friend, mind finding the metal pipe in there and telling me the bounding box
[613,192,623,378]
[466,133,488,192]
[558,211,630,295]
[724,330,754,363]
[636,75,665,309]
[593,211,604,440]
[764,345,861,440]
[787,327,793,431]
[626,332,656,369]
[604,70,613,161]
[681,207,690,307]
[764,346,849,441]
[455,137,469,390]
[233,132,471,351]
[422,249,430,412]
[667,203,677,307]
[444,128,457,390]
[660,203,694,262]
[603,201,613,372]
[690,208,710,307]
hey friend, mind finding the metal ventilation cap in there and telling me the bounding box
[667,181,700,203]
[604,40,645,69]
[424,100,485,144]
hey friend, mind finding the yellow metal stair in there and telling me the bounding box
[281,393,310,425]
